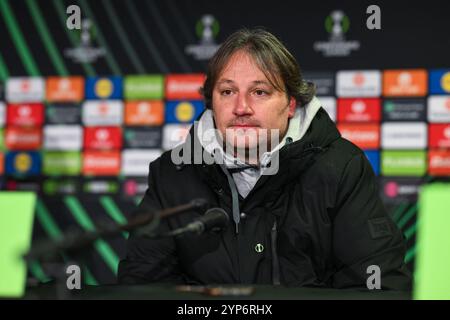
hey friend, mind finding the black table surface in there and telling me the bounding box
[22,283,412,300]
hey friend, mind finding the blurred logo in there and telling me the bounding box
[124,127,162,149]
[382,99,426,121]
[7,103,44,126]
[121,149,161,176]
[82,100,123,126]
[162,124,192,150]
[46,104,81,124]
[313,10,360,57]
[337,123,380,149]
[0,152,4,175]
[43,179,79,195]
[42,152,81,176]
[429,69,450,94]
[86,77,122,99]
[82,151,120,176]
[5,127,42,150]
[429,124,450,148]
[46,77,84,102]
[428,150,450,176]
[383,70,427,96]
[303,72,335,96]
[64,19,106,63]
[0,102,5,127]
[84,127,122,149]
[338,98,381,122]
[381,151,426,176]
[381,122,427,149]
[122,178,148,197]
[381,178,421,203]
[165,74,205,100]
[337,71,381,97]
[83,179,119,194]
[124,75,164,100]
[165,100,204,124]
[185,14,221,60]
[6,77,45,103]
[43,125,83,150]
[125,101,164,126]
[427,96,450,123]
[5,151,41,176]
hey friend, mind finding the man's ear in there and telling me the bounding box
[287,97,297,118]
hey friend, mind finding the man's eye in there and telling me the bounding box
[221,89,232,96]
[254,90,267,96]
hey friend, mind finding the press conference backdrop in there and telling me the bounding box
[0,0,450,285]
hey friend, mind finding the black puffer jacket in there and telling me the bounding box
[118,108,411,290]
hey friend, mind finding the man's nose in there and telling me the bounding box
[233,93,253,116]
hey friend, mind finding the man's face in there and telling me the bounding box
[212,50,296,155]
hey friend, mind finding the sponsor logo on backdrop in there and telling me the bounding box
[303,72,335,96]
[364,150,380,175]
[82,179,120,194]
[46,77,84,102]
[6,77,45,103]
[382,99,426,121]
[429,124,450,148]
[381,122,427,149]
[336,71,381,97]
[185,14,221,60]
[5,179,41,192]
[317,96,336,121]
[43,125,83,150]
[5,127,42,150]
[383,69,427,96]
[337,123,380,149]
[428,150,450,176]
[42,152,81,176]
[122,178,148,197]
[82,100,123,126]
[121,149,162,176]
[380,178,422,203]
[64,19,106,63]
[162,124,192,150]
[313,10,360,57]
[5,151,41,176]
[165,101,204,123]
[124,75,164,100]
[82,151,120,176]
[429,69,450,94]
[0,153,4,175]
[46,104,81,124]
[7,103,44,126]
[124,101,164,126]
[43,179,80,195]
[85,77,122,99]
[0,102,5,127]
[337,98,381,122]
[381,151,426,176]
[427,96,450,122]
[165,74,205,100]
[84,127,122,150]
[124,127,162,149]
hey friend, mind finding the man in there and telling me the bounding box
[118,29,411,289]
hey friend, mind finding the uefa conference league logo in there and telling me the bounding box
[185,14,221,60]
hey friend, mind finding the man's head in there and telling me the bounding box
[201,28,315,155]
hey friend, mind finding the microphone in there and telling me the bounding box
[167,208,229,237]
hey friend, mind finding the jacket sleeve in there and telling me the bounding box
[331,152,412,290]
[117,161,184,284]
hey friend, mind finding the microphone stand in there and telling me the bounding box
[23,198,207,299]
